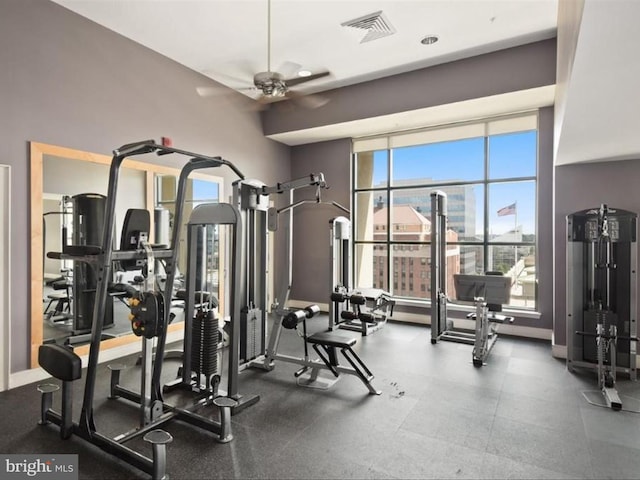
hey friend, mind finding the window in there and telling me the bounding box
[352,113,538,309]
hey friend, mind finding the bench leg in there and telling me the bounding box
[311,344,339,377]
[341,347,381,395]
[61,381,74,439]
[37,384,59,425]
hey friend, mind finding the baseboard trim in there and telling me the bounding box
[287,300,330,312]
[9,330,184,390]
[552,343,567,360]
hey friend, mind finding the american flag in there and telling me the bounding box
[497,202,517,217]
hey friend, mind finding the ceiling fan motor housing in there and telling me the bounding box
[253,71,287,97]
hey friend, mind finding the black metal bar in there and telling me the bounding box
[79,152,127,436]
[173,408,222,435]
[576,330,638,341]
[89,431,154,476]
[112,139,157,158]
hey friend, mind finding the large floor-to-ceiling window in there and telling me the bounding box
[352,113,538,310]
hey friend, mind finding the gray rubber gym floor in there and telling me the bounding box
[2,318,640,479]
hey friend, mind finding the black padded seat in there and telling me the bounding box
[38,344,82,382]
[307,331,357,349]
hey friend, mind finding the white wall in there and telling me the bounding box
[0,165,11,391]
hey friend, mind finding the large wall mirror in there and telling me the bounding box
[30,142,223,368]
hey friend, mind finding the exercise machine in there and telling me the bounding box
[232,178,270,366]
[567,204,638,411]
[430,190,452,344]
[43,196,74,325]
[429,190,513,366]
[37,140,251,479]
[43,272,73,324]
[453,274,513,367]
[251,178,381,395]
[329,216,395,336]
[232,172,335,368]
[163,202,260,413]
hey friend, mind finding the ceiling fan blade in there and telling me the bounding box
[277,61,303,78]
[196,86,222,97]
[285,90,330,109]
[196,85,257,97]
[202,60,257,84]
[285,71,331,87]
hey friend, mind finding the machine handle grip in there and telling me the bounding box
[113,140,157,157]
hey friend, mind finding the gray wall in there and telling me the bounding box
[263,39,556,136]
[288,139,351,303]
[2,0,290,373]
[554,159,640,347]
[536,107,554,331]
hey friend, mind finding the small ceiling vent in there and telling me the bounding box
[341,11,396,43]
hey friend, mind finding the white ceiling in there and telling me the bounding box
[52,0,558,97]
[554,0,640,165]
[49,0,640,166]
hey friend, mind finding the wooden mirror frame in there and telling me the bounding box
[30,142,224,368]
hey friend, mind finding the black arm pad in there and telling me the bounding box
[330,292,346,303]
[38,344,81,382]
[108,283,138,298]
[282,310,306,329]
[349,294,366,305]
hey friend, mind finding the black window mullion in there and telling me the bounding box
[483,134,490,275]
[387,148,392,294]
[352,115,539,309]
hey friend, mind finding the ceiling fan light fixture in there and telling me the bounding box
[297,70,312,77]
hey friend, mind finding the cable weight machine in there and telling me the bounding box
[567,204,638,411]
[37,140,251,479]
[329,216,395,336]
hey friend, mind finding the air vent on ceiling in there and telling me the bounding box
[341,11,396,43]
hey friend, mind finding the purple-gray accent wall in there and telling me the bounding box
[262,39,556,136]
[1,0,290,373]
[289,139,352,303]
[554,159,640,347]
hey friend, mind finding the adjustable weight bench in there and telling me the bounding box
[306,330,379,394]
[276,305,381,395]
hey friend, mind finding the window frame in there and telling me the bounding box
[352,112,539,310]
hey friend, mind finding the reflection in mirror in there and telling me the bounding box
[41,157,146,346]
[30,142,223,368]
[155,175,221,303]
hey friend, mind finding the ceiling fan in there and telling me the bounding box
[199,0,331,108]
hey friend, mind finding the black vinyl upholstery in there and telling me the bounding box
[38,344,82,382]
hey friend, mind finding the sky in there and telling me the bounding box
[192,178,219,203]
[366,130,537,237]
